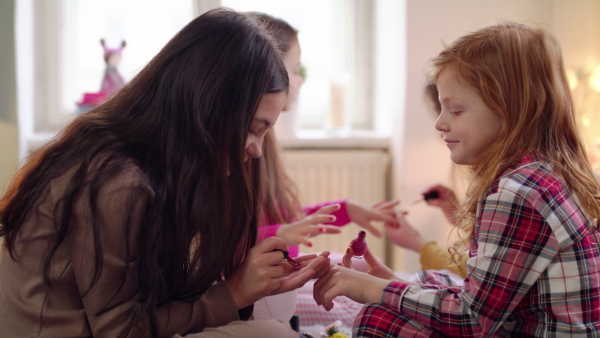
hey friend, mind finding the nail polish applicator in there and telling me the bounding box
[272,249,301,267]
[424,191,439,201]
[411,191,440,205]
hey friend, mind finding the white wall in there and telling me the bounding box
[552,0,600,69]
[388,0,600,273]
[0,0,19,196]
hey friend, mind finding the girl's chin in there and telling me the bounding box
[450,156,473,166]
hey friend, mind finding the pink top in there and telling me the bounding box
[258,199,350,257]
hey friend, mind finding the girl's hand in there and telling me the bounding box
[384,211,427,253]
[346,200,399,238]
[343,247,399,281]
[271,251,331,295]
[420,184,459,224]
[276,204,342,247]
[312,262,389,311]
[313,247,416,311]
[227,237,330,309]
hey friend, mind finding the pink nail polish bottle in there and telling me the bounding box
[349,231,368,258]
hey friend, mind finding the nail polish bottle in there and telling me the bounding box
[349,231,368,258]
[424,191,439,201]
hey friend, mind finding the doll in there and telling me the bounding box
[100,39,126,95]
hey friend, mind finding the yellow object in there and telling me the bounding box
[330,333,350,338]
[419,241,467,278]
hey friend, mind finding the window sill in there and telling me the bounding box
[25,129,391,158]
[276,129,390,150]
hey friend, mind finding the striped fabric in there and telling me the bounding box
[354,155,600,337]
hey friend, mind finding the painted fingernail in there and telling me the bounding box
[319,228,325,232]
[329,216,335,221]
[346,248,350,254]
[285,256,301,267]
[308,243,313,247]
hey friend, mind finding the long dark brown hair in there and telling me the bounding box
[0,8,288,333]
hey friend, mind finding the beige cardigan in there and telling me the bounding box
[0,162,297,337]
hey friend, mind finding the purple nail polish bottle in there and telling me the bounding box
[350,231,367,258]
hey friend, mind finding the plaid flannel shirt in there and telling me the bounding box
[354,155,600,337]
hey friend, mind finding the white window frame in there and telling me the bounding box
[352,0,375,130]
[32,0,66,133]
[20,0,374,139]
[24,0,215,134]
[219,0,375,130]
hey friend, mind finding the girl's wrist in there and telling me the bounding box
[408,237,427,253]
[368,278,389,303]
[275,224,293,244]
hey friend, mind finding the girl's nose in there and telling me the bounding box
[434,113,448,132]
[246,141,263,159]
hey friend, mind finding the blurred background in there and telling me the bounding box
[1,0,599,273]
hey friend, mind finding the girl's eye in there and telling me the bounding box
[249,129,258,135]
[450,111,462,116]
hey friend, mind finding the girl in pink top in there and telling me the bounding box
[250,13,398,258]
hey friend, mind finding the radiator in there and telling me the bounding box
[281,149,391,263]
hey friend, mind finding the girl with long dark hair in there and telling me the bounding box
[0,8,327,337]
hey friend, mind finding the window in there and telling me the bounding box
[221,0,374,130]
[62,0,194,117]
[21,0,373,135]
[27,0,194,132]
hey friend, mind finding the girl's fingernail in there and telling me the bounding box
[346,248,350,254]
[319,228,325,232]
[329,216,335,221]
[308,243,313,247]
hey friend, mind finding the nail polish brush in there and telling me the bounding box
[410,191,440,205]
[273,249,301,267]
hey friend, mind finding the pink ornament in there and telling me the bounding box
[349,230,367,258]
[100,39,126,95]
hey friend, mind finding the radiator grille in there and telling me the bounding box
[281,149,390,261]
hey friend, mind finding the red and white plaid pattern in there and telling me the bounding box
[354,154,600,337]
